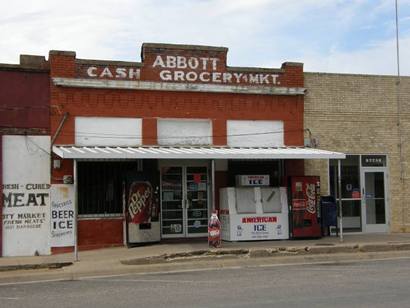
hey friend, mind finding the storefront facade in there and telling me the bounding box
[304,72,410,233]
[48,43,345,251]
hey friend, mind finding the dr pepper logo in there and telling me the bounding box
[128,182,152,224]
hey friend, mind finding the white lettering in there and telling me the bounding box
[210,58,219,70]
[200,57,210,70]
[115,68,127,78]
[306,183,316,214]
[222,72,232,83]
[199,72,210,82]
[212,72,222,83]
[100,67,113,78]
[188,57,199,69]
[271,74,278,84]
[233,73,243,83]
[249,74,259,84]
[174,70,185,81]
[177,56,187,69]
[128,68,140,79]
[166,56,177,68]
[259,74,269,84]
[87,66,97,77]
[159,70,172,81]
[152,55,165,68]
[185,71,198,82]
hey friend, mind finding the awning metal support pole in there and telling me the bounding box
[338,159,343,242]
[211,159,216,212]
[74,159,79,261]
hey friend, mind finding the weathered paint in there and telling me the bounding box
[0,70,50,130]
[2,136,51,256]
[48,43,305,248]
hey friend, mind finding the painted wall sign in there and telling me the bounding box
[50,185,75,247]
[76,45,291,87]
[85,66,141,80]
[361,155,386,167]
[2,136,51,256]
[235,175,270,187]
[151,55,279,85]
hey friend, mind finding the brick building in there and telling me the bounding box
[0,56,50,256]
[304,72,410,233]
[48,43,343,252]
[2,42,408,257]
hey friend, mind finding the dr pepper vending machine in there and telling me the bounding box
[124,170,161,246]
[289,176,322,238]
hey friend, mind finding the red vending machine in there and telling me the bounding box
[289,176,321,238]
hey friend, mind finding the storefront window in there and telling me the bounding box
[329,155,361,231]
[78,160,156,216]
[329,155,360,199]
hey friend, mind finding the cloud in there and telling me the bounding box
[298,36,410,75]
[0,0,409,76]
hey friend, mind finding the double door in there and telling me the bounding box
[161,165,209,238]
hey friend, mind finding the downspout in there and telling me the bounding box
[51,112,69,147]
[50,112,69,176]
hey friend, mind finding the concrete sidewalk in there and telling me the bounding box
[1,233,410,274]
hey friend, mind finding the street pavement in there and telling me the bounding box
[0,233,410,284]
[1,257,410,307]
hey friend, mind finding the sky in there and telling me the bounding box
[1,0,410,75]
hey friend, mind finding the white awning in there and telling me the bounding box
[53,145,345,160]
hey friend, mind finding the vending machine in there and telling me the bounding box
[219,175,289,241]
[125,178,161,245]
[289,176,321,238]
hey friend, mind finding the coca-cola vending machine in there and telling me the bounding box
[289,176,321,238]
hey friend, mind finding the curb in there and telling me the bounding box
[120,242,410,266]
[0,262,73,272]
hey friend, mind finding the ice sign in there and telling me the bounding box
[235,175,270,187]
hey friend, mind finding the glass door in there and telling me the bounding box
[329,156,362,232]
[186,167,209,237]
[361,169,388,232]
[161,167,184,237]
[161,165,209,238]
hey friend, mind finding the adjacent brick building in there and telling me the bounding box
[304,72,410,233]
[0,56,50,256]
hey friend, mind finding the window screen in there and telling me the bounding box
[78,160,156,215]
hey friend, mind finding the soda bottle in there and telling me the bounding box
[208,211,221,248]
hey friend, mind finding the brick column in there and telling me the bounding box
[142,118,157,145]
[212,119,227,146]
